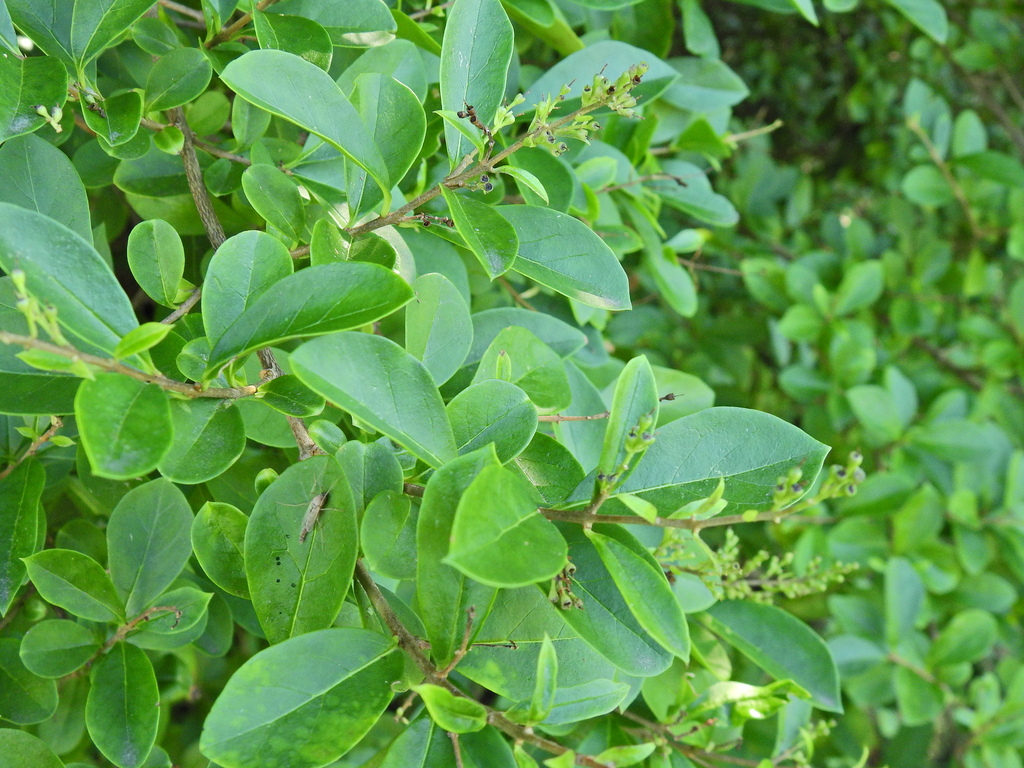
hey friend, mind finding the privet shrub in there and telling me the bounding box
[0,1,1021,768]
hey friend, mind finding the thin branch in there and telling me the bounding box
[498,277,537,310]
[726,119,784,145]
[906,117,980,241]
[679,258,742,276]
[206,0,279,48]
[409,1,456,19]
[540,503,806,532]
[538,410,610,422]
[194,140,252,166]
[449,732,466,768]
[0,417,62,482]
[162,289,202,324]
[171,106,225,249]
[0,331,257,399]
[159,0,206,22]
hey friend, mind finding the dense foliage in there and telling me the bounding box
[0,1,1022,768]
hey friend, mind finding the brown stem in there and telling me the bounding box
[206,0,279,47]
[498,277,537,310]
[541,504,802,532]
[679,258,742,277]
[171,106,225,249]
[159,0,206,22]
[0,417,62,481]
[409,1,456,19]
[161,289,202,324]
[0,331,257,399]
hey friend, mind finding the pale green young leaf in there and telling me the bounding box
[414,683,487,733]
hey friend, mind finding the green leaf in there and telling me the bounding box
[244,456,357,643]
[0,638,57,725]
[200,628,401,768]
[445,463,567,588]
[107,478,193,616]
[414,683,488,733]
[75,374,172,481]
[19,619,99,678]
[361,490,417,580]
[257,374,325,418]
[335,439,406,515]
[86,642,158,768]
[0,459,44,614]
[292,333,458,468]
[406,272,473,386]
[885,557,923,648]
[587,527,689,660]
[191,501,249,599]
[882,0,948,43]
[542,680,631,726]
[23,548,124,623]
[448,379,538,462]
[703,601,843,712]
[202,230,293,345]
[440,0,514,165]
[82,90,143,147]
[127,220,184,308]
[270,0,396,47]
[496,164,549,203]
[893,666,943,726]
[599,355,658,479]
[472,326,571,412]
[0,133,91,240]
[787,0,818,24]
[346,73,425,219]
[0,204,139,357]
[0,52,68,143]
[528,634,558,722]
[594,744,657,768]
[645,246,697,318]
[221,50,391,210]
[253,10,333,71]
[0,729,65,768]
[834,261,884,315]
[206,263,412,374]
[241,163,304,243]
[416,446,501,667]
[157,399,245,484]
[441,189,519,278]
[469,308,588,365]
[955,150,1024,187]
[145,47,212,110]
[554,522,673,676]
[500,205,631,310]
[128,586,212,644]
[901,164,953,206]
[926,609,997,667]
[646,159,739,226]
[113,322,174,360]
[514,433,586,505]
[569,407,829,514]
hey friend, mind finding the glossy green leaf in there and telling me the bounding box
[86,642,158,768]
[439,0,514,165]
[271,0,396,47]
[0,729,65,768]
[346,73,425,218]
[191,501,249,599]
[335,439,405,515]
[882,0,948,43]
[0,638,57,725]
[127,586,212,648]
[221,50,391,209]
[244,456,357,643]
[496,164,549,203]
[149,48,214,111]
[569,407,830,514]
[646,160,739,227]
[468,308,588,365]
[415,683,487,733]
[127,219,184,308]
[514,433,586,505]
[787,0,818,25]
[82,90,143,147]
[472,326,572,411]
[554,523,673,676]
[157,399,245,484]
[202,230,293,345]
[543,680,631,726]
[241,164,304,243]
[703,601,843,712]
[200,628,401,768]
[448,379,538,462]
[893,666,943,726]
[442,189,519,278]
[112,322,174,361]
[257,374,325,418]
[528,634,558,722]
[500,205,631,310]
[0,53,68,143]
[0,204,138,357]
[0,133,90,240]
[445,463,567,588]
[253,11,332,71]
[107,478,193,616]
[206,262,412,373]
[645,246,697,317]
[927,609,997,667]
[22,549,124,623]
[588,527,689,660]
[292,333,457,467]
[416,446,501,667]
[599,356,658,479]
[75,374,172,480]
[406,272,473,385]
[19,619,99,678]
[361,490,416,580]
[0,459,44,614]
